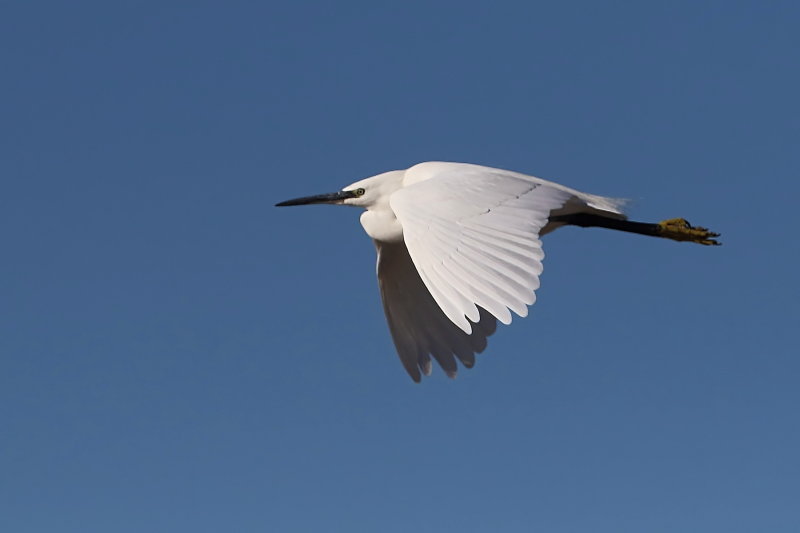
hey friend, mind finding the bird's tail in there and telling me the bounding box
[584,195,630,218]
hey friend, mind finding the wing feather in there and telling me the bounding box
[376,240,497,382]
[390,164,574,334]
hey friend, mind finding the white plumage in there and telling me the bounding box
[277,162,718,381]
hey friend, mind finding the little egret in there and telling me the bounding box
[276,162,720,382]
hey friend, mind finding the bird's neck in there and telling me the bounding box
[360,208,404,243]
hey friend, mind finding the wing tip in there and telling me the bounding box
[407,368,422,383]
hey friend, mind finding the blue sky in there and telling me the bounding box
[2,1,798,531]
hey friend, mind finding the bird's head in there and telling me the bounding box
[275,171,402,210]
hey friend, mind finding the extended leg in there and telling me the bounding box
[550,213,721,246]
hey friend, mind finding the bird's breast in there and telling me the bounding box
[360,209,404,243]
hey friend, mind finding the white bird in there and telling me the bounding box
[277,162,719,382]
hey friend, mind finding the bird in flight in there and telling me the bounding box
[276,162,720,382]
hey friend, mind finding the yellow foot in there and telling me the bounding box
[657,218,721,246]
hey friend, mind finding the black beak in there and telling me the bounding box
[275,190,357,207]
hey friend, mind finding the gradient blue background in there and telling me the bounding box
[2,1,798,531]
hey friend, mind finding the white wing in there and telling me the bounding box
[390,163,576,334]
[376,240,497,382]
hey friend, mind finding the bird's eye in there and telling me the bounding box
[354,188,366,196]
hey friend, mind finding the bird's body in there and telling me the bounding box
[277,162,719,382]
[353,162,626,243]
